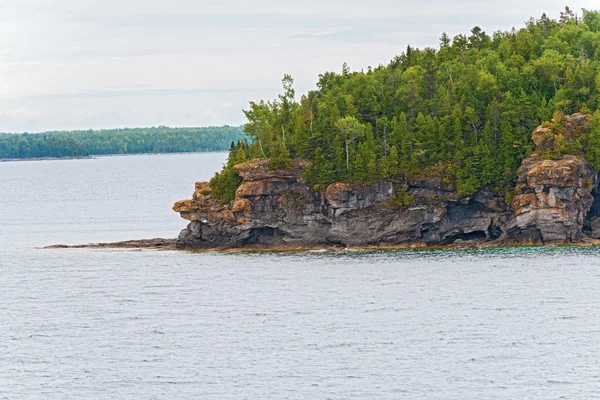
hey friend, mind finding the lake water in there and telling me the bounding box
[1,153,600,399]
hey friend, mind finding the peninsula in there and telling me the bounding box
[171,8,600,250]
[48,8,600,251]
[173,113,600,249]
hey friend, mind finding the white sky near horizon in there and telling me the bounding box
[0,1,598,132]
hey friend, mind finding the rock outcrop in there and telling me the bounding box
[504,155,596,243]
[500,112,598,244]
[531,112,590,152]
[174,159,511,249]
[174,113,600,249]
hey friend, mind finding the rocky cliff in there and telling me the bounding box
[174,113,600,249]
[506,155,596,243]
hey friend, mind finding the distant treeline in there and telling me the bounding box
[0,126,247,159]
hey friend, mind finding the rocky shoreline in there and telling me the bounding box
[170,113,600,250]
[44,238,177,250]
[45,113,600,252]
[43,237,600,252]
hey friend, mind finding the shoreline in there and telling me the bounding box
[0,151,229,163]
[0,156,95,163]
[43,238,600,253]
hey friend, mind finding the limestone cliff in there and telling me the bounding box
[173,160,510,249]
[505,155,596,243]
[501,112,598,244]
[174,113,600,249]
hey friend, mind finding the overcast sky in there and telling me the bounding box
[1,1,598,132]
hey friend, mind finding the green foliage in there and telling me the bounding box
[387,188,414,208]
[218,8,600,196]
[0,126,247,159]
[504,190,515,205]
[267,138,292,170]
[209,166,243,205]
[582,9,600,32]
[209,140,249,204]
[0,135,88,159]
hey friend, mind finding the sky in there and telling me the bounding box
[1,1,598,132]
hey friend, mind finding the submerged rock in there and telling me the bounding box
[44,238,177,250]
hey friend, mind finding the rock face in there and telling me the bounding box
[501,112,598,244]
[505,155,596,243]
[174,159,511,249]
[174,113,600,249]
[531,112,590,152]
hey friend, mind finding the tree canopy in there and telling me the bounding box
[213,8,600,202]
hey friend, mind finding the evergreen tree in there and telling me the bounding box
[202,8,600,203]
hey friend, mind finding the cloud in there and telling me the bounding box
[0,0,598,132]
[2,107,42,118]
[28,87,271,101]
[0,108,46,133]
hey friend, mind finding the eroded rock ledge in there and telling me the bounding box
[173,113,600,250]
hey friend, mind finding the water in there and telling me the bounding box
[2,153,600,399]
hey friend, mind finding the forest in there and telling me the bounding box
[211,7,600,204]
[0,126,246,159]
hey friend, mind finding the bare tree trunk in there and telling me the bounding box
[383,125,388,156]
[494,107,499,144]
[447,68,454,90]
[345,140,349,170]
[257,129,266,157]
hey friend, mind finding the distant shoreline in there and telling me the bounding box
[0,156,94,163]
[0,150,229,163]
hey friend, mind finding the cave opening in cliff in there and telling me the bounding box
[443,230,487,244]
[242,227,283,244]
[583,178,600,237]
[487,224,503,240]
